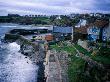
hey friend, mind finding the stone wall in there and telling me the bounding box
[77,39,89,50]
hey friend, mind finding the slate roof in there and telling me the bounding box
[75,19,109,34]
[75,25,89,34]
[53,26,72,33]
[94,20,109,28]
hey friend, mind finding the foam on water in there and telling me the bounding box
[0,42,38,82]
[0,24,39,82]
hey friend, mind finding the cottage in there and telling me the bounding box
[73,25,89,42]
[87,26,100,41]
[53,26,72,41]
[75,19,87,28]
[102,19,110,41]
[72,19,88,42]
[87,19,109,41]
[74,18,109,42]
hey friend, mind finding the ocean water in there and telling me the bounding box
[0,23,39,82]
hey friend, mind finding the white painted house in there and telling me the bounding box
[75,19,87,28]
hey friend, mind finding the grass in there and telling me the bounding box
[50,43,110,82]
[73,44,110,64]
[74,44,91,56]
[50,44,77,54]
[92,55,110,64]
[50,44,93,82]
[51,43,110,64]
[68,55,87,82]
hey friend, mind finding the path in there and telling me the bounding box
[45,50,62,82]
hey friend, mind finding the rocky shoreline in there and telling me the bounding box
[4,29,46,82]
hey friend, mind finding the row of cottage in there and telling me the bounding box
[75,18,110,42]
[33,18,110,43]
[53,18,110,42]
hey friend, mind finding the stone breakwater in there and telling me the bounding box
[5,33,46,82]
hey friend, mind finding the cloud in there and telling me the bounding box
[0,0,110,16]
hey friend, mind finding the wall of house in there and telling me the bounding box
[77,39,88,50]
[107,25,110,41]
[87,27,100,41]
[103,26,110,41]
[73,33,87,42]
[53,33,71,41]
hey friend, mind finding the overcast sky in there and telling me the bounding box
[0,0,110,16]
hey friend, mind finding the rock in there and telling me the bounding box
[4,29,46,82]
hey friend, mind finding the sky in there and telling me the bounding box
[0,0,110,16]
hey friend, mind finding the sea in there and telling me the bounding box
[0,23,44,82]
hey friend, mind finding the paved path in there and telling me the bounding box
[45,50,62,82]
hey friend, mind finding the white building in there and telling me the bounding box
[75,19,87,28]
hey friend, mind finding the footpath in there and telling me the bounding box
[44,50,68,82]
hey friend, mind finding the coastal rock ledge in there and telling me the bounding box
[5,32,46,82]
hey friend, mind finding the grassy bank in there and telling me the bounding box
[73,44,110,64]
[50,44,89,82]
[50,42,110,82]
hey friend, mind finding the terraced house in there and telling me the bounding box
[87,19,109,42]
[74,18,110,42]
